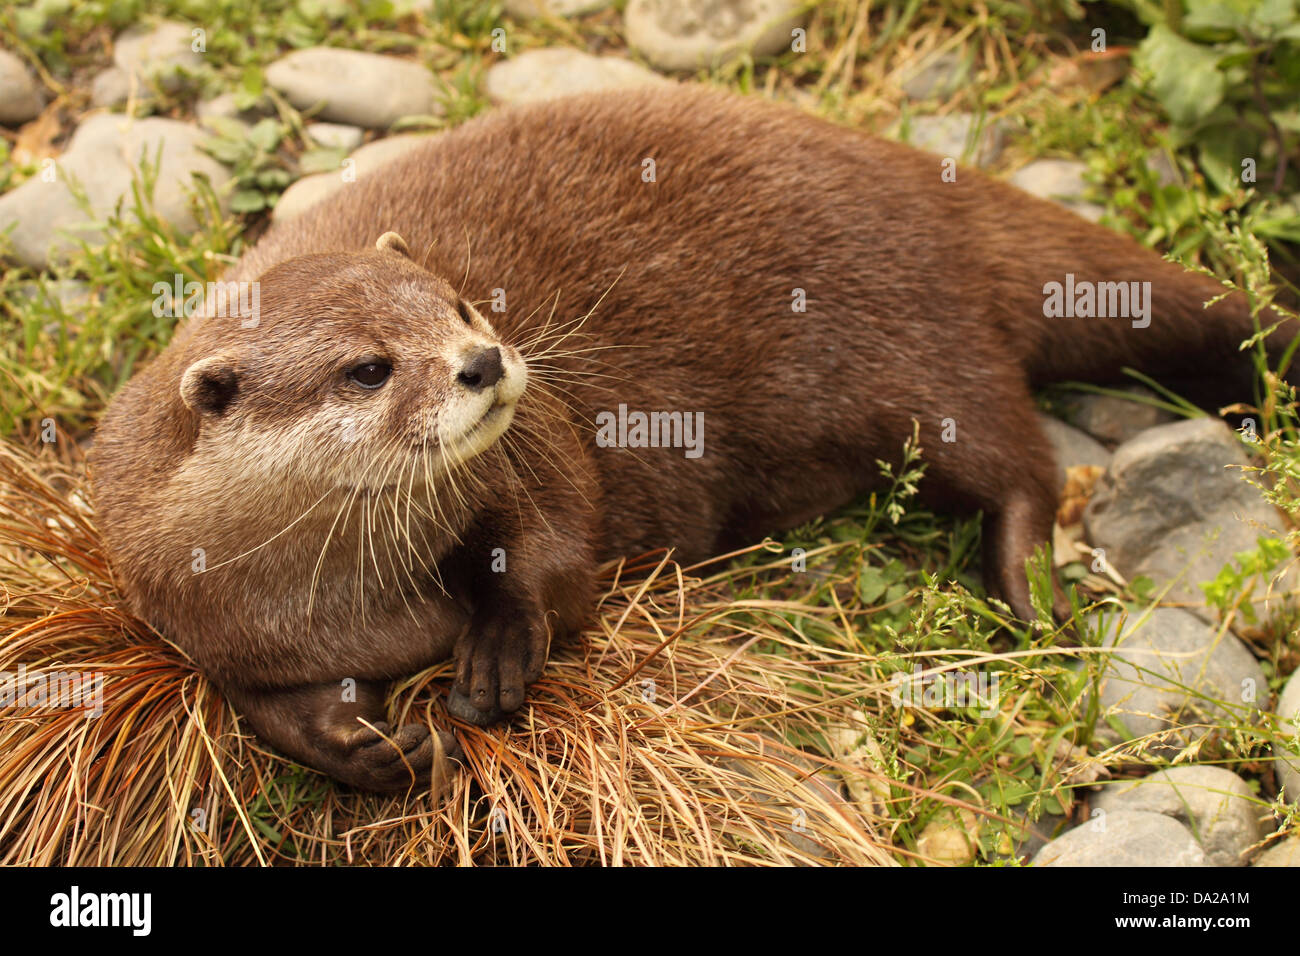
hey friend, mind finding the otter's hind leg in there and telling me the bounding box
[917,384,1069,624]
[980,484,1070,624]
[223,680,457,791]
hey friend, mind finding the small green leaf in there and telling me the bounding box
[298,147,347,175]
[239,66,265,100]
[254,168,292,189]
[248,118,282,154]
[1137,25,1227,126]
[1198,126,1259,193]
[230,189,268,213]
[858,565,888,604]
[1183,0,1250,38]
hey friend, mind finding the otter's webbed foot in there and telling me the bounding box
[224,680,460,791]
[448,602,548,726]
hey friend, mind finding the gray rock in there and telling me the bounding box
[272,172,342,222]
[1059,384,1179,445]
[273,134,432,221]
[1038,413,1111,493]
[1275,670,1300,802]
[624,0,806,72]
[265,47,441,128]
[113,21,204,92]
[1090,766,1263,866]
[306,122,364,152]
[504,0,611,16]
[1033,809,1207,866]
[0,49,44,125]
[893,113,1006,167]
[485,48,668,105]
[90,67,135,109]
[0,115,231,269]
[1083,417,1290,619]
[1254,837,1300,866]
[899,50,968,101]
[1009,159,1103,223]
[196,92,271,127]
[13,278,92,311]
[1087,605,1265,756]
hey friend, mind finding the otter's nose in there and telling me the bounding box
[456,346,504,391]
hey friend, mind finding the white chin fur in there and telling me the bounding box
[441,402,516,463]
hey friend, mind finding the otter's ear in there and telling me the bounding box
[375,231,411,258]
[180,354,239,416]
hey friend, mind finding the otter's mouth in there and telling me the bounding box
[440,395,518,462]
[470,401,510,432]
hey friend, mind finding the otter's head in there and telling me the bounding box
[176,232,527,493]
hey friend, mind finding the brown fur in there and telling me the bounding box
[90,85,1287,789]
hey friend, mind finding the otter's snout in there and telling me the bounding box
[457,346,504,392]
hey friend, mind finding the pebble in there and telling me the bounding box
[1084,417,1291,621]
[91,67,136,109]
[13,278,92,311]
[0,49,44,125]
[273,134,432,222]
[899,50,968,101]
[0,115,231,269]
[95,20,205,106]
[624,0,806,72]
[265,47,441,128]
[306,122,365,152]
[1089,766,1262,866]
[1038,413,1111,494]
[892,113,1005,167]
[113,20,204,91]
[1146,149,1180,188]
[1009,159,1104,223]
[1059,384,1178,445]
[1033,809,1207,866]
[485,48,668,105]
[1275,670,1300,803]
[1007,811,1070,861]
[916,808,980,865]
[1253,837,1300,866]
[196,93,272,128]
[504,0,612,16]
[1087,605,1265,756]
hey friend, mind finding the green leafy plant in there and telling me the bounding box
[200,116,292,212]
[1128,0,1300,246]
[1201,535,1292,622]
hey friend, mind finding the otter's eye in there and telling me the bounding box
[348,361,392,389]
[456,300,474,326]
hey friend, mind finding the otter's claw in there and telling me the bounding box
[446,688,504,725]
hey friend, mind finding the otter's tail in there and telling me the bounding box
[976,179,1294,405]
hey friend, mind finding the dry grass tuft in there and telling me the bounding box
[0,439,900,866]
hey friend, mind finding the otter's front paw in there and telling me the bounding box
[449,613,547,725]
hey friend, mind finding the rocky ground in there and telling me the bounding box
[1,3,1296,867]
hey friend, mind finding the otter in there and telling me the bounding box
[89,84,1289,790]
